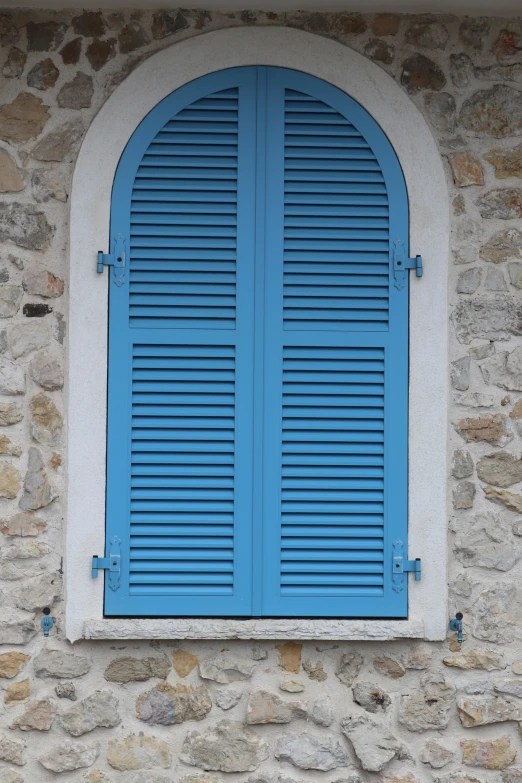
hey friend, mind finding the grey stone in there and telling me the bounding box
[151,10,189,39]
[55,682,77,701]
[86,39,116,71]
[0,356,24,395]
[460,16,490,50]
[180,720,269,773]
[451,356,471,390]
[450,53,474,87]
[31,119,84,163]
[136,683,211,725]
[0,768,24,783]
[336,652,363,686]
[459,86,522,138]
[405,19,449,48]
[421,739,455,769]
[34,648,92,679]
[19,447,56,510]
[401,54,446,93]
[457,694,522,726]
[494,679,522,699]
[481,229,522,264]
[0,15,19,46]
[424,92,456,132]
[15,572,61,611]
[247,690,306,724]
[352,682,390,713]
[23,266,64,298]
[455,512,521,570]
[302,659,327,681]
[57,73,94,110]
[451,573,474,599]
[104,656,170,683]
[275,732,349,771]
[399,673,454,731]
[457,268,482,294]
[0,285,22,319]
[452,297,522,343]
[119,21,150,53]
[478,189,522,220]
[473,582,522,643]
[0,608,35,645]
[477,452,522,487]
[107,734,171,771]
[198,654,254,683]
[215,688,242,710]
[364,39,394,65]
[39,740,99,772]
[61,691,120,736]
[0,511,46,536]
[453,449,474,479]
[0,204,51,251]
[27,58,59,90]
[373,656,405,679]
[509,262,522,288]
[26,21,67,51]
[434,774,484,783]
[3,47,27,79]
[0,150,23,193]
[485,267,508,292]
[252,645,267,661]
[402,644,432,670]
[32,168,68,203]
[455,392,494,407]
[28,347,64,390]
[31,393,63,446]
[279,675,304,693]
[9,321,50,359]
[481,347,522,391]
[341,714,405,772]
[308,696,333,726]
[453,481,476,509]
[72,11,105,37]
[130,775,173,783]
[0,733,25,765]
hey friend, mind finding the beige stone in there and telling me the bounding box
[0,403,23,427]
[485,144,522,178]
[10,698,56,731]
[462,737,516,769]
[0,512,46,537]
[5,679,30,704]
[276,642,302,673]
[30,393,62,445]
[513,662,522,674]
[0,436,21,457]
[382,774,420,783]
[458,695,522,726]
[136,682,211,725]
[104,656,170,683]
[449,152,485,187]
[84,771,112,783]
[443,650,505,671]
[484,486,522,513]
[373,656,405,679]
[0,652,29,678]
[0,150,23,193]
[0,93,50,142]
[457,415,512,446]
[246,690,306,724]
[107,733,171,771]
[303,659,327,681]
[0,462,20,499]
[172,649,198,678]
[280,674,305,692]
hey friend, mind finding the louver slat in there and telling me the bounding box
[262,71,408,617]
[105,70,257,616]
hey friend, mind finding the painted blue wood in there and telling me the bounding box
[104,65,409,618]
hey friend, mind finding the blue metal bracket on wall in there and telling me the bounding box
[393,238,423,290]
[97,233,126,287]
[392,539,421,593]
[92,536,122,591]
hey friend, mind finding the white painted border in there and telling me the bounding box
[67,26,449,643]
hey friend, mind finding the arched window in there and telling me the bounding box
[103,66,410,618]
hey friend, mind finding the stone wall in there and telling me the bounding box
[2,6,522,782]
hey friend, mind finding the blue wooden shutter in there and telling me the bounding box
[260,69,409,617]
[104,66,410,619]
[105,69,258,616]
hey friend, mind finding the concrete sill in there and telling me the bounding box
[82,618,426,641]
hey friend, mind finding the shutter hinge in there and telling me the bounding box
[92,536,121,591]
[392,539,421,593]
[97,233,126,287]
[393,239,423,290]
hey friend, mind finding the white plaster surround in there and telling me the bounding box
[67,25,449,644]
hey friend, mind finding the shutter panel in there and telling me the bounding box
[105,69,258,616]
[261,69,408,617]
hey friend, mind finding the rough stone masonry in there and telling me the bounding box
[3,7,522,782]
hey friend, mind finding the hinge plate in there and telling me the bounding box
[393,239,423,290]
[392,539,421,593]
[92,536,121,591]
[97,233,126,287]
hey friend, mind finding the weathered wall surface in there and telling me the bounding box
[2,7,522,782]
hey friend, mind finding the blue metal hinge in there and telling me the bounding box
[97,233,126,287]
[393,239,423,291]
[392,539,421,593]
[92,536,121,591]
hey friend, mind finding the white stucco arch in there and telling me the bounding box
[67,25,449,642]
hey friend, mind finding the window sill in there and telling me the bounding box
[82,618,425,641]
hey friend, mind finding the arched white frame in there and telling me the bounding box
[67,26,449,643]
